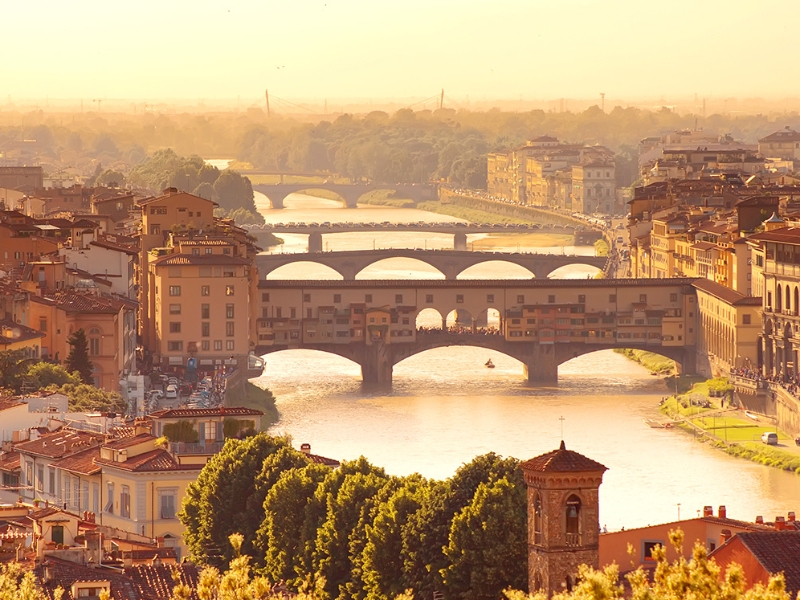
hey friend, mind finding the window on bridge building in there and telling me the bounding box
[548,295,556,303]
[487,294,494,303]
[396,294,403,304]
[609,294,617,303]
[304,294,311,302]
[578,295,585,303]
[456,295,464,303]
[365,294,372,303]
[639,294,648,303]
[670,293,678,302]
[426,294,434,303]
[262,293,270,302]
[517,295,524,303]
[743,314,751,325]
[334,294,341,303]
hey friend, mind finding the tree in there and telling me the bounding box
[24,362,79,390]
[213,169,256,213]
[180,433,294,567]
[53,383,127,413]
[0,349,27,391]
[259,463,332,585]
[95,169,125,187]
[441,477,527,600]
[0,562,60,600]
[65,329,93,383]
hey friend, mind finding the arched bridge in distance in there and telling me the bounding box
[253,277,700,384]
[256,249,608,280]
[253,182,438,209]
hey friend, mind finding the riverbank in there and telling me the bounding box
[229,381,280,430]
[659,381,800,474]
[416,200,533,224]
[614,348,675,374]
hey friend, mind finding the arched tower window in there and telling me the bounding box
[777,285,783,312]
[88,327,101,357]
[565,494,582,546]
[533,494,543,544]
[787,286,792,314]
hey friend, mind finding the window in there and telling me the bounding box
[169,322,181,333]
[517,295,524,303]
[365,294,372,303]
[201,286,210,296]
[121,485,130,518]
[48,468,55,495]
[201,304,210,319]
[169,286,181,296]
[643,540,663,562]
[104,482,114,514]
[609,294,617,303]
[201,322,210,337]
[150,224,161,235]
[214,340,222,351]
[89,337,100,357]
[548,295,555,304]
[51,525,64,545]
[225,304,235,319]
[456,294,464,304]
[395,294,403,304]
[670,293,678,302]
[39,318,47,332]
[169,266,182,278]
[578,295,585,303]
[159,490,177,519]
[639,294,647,303]
[487,294,494,303]
[262,293,270,302]
[565,495,581,546]
[225,285,234,296]
[303,294,311,303]
[169,304,181,314]
[201,340,210,351]
[333,294,341,303]
[533,494,543,544]
[192,248,200,256]
[743,314,751,324]
[167,341,183,351]
[226,340,234,350]
[205,248,212,255]
[37,465,43,492]
[226,322,235,336]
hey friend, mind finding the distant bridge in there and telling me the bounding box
[253,183,437,209]
[253,277,699,384]
[248,222,587,251]
[256,249,607,280]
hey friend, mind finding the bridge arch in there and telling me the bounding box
[545,262,604,279]
[355,257,446,280]
[265,261,345,280]
[416,307,444,331]
[284,189,348,208]
[257,347,362,373]
[457,260,536,280]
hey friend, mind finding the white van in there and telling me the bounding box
[165,384,178,400]
[761,432,778,445]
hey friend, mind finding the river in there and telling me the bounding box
[248,191,800,532]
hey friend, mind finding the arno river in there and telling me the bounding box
[249,191,800,532]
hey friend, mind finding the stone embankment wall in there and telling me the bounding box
[733,379,799,437]
[439,189,581,226]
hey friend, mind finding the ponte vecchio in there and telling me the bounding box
[254,278,699,384]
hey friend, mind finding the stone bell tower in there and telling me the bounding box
[520,441,607,597]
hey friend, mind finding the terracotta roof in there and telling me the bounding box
[692,279,762,307]
[16,429,105,459]
[746,227,800,244]
[35,290,131,314]
[732,531,800,596]
[0,451,20,473]
[148,406,263,419]
[50,447,101,476]
[103,433,156,450]
[0,397,25,412]
[520,441,608,473]
[123,564,200,600]
[151,253,249,267]
[759,128,800,143]
[30,506,82,521]
[33,556,146,600]
[96,449,203,473]
[90,239,139,255]
[0,319,45,346]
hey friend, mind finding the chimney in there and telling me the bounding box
[43,561,53,583]
[720,529,732,545]
[718,506,727,519]
[300,443,311,455]
[775,516,786,531]
[756,516,764,524]
[703,506,713,517]
[788,511,796,522]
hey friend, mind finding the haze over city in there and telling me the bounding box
[4,0,800,107]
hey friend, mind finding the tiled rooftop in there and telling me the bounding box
[520,441,608,474]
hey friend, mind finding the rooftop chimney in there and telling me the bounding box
[775,516,786,531]
[788,511,796,522]
[300,443,311,455]
[720,529,732,545]
[756,516,764,524]
[718,506,727,519]
[703,506,713,517]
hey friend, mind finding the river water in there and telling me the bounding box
[250,191,800,531]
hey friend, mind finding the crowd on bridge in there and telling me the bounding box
[417,325,503,336]
[731,366,800,398]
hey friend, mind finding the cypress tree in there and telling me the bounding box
[65,329,94,384]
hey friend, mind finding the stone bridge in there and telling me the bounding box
[256,249,607,280]
[254,331,693,385]
[253,183,437,209]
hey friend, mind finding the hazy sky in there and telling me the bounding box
[5,0,799,102]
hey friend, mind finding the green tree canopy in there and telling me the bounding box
[24,362,80,390]
[52,383,126,413]
[65,328,93,383]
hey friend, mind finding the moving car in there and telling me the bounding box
[165,384,178,400]
[761,432,778,445]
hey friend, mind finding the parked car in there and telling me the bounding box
[761,432,778,445]
[165,384,178,400]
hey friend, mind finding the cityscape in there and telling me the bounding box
[2,1,800,599]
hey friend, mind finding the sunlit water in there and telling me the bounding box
[251,192,800,531]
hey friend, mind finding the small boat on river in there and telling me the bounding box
[485,359,495,369]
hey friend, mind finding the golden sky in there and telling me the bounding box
[5,0,799,102]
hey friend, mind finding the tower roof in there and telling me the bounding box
[520,441,608,474]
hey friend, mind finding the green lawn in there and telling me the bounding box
[690,416,782,443]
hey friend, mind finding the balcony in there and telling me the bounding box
[169,441,225,455]
[565,532,582,547]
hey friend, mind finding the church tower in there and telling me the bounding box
[520,441,607,597]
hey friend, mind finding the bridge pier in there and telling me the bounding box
[523,345,559,384]
[360,344,394,384]
[454,232,468,251]
[308,232,323,253]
